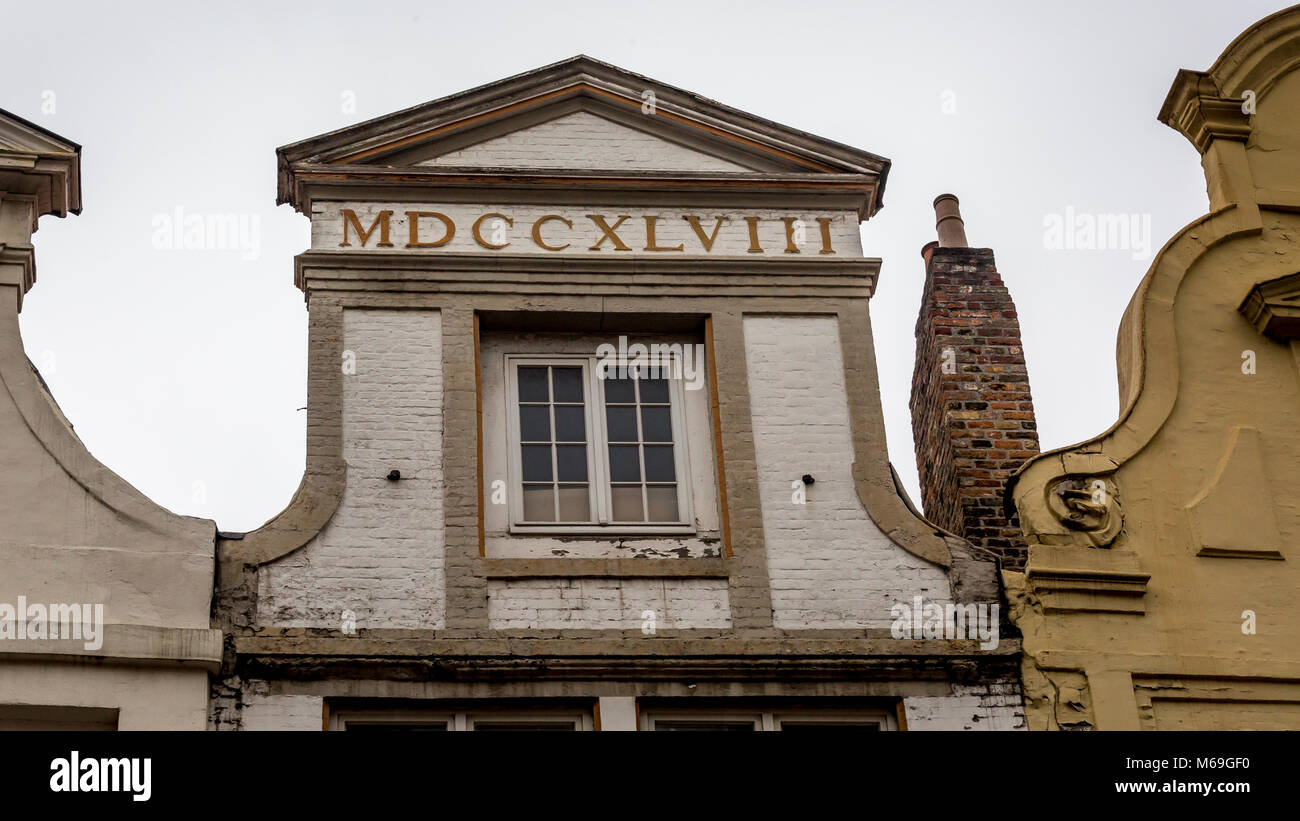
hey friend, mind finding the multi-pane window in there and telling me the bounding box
[640,707,896,731]
[517,364,591,523]
[506,356,692,533]
[604,373,679,523]
[332,707,594,731]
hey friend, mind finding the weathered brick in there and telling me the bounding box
[909,246,1040,569]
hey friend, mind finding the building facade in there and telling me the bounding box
[5,7,1298,732]
[1004,7,1300,730]
[208,57,1022,731]
[0,110,221,730]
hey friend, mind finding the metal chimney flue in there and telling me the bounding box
[933,193,969,248]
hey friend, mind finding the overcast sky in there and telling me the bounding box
[2,0,1285,532]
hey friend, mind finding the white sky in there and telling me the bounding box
[2,0,1286,531]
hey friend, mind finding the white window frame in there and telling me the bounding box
[640,707,897,731]
[331,707,594,731]
[504,354,695,535]
[331,709,455,731]
[463,709,594,731]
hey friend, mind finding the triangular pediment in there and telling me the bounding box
[277,57,890,212]
[408,109,757,173]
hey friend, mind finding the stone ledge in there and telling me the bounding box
[1239,270,1300,341]
[0,624,224,671]
[483,557,729,578]
[234,633,1021,658]
[1025,545,1149,614]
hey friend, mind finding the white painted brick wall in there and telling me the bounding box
[487,578,730,630]
[744,315,952,629]
[241,690,323,731]
[258,309,446,629]
[423,110,750,172]
[903,682,1027,731]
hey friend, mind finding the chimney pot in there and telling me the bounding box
[921,240,940,267]
[933,193,969,248]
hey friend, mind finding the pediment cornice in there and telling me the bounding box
[276,57,889,216]
[0,108,81,219]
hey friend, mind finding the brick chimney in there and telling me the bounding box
[910,195,1039,569]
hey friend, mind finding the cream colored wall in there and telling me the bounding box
[0,295,218,729]
[1008,7,1300,730]
[0,115,219,730]
[0,660,210,730]
[1009,214,1300,729]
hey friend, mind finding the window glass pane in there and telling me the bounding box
[604,376,635,404]
[611,485,644,521]
[640,406,672,442]
[608,445,641,482]
[551,367,584,403]
[472,722,577,731]
[646,485,679,522]
[643,445,676,482]
[344,722,450,731]
[652,721,755,731]
[557,485,590,521]
[553,406,586,442]
[518,366,549,402]
[522,485,555,521]
[555,445,588,482]
[777,723,882,732]
[519,405,551,442]
[605,406,638,443]
[521,445,553,482]
[639,377,669,404]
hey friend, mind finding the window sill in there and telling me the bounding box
[483,557,729,579]
[507,524,697,537]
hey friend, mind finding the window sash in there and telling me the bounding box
[641,708,896,732]
[505,354,693,534]
[332,708,594,731]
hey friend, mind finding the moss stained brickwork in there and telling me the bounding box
[911,244,1040,569]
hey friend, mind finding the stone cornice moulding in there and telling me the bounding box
[292,250,882,298]
[1239,270,1300,340]
[0,108,81,219]
[0,624,223,672]
[286,167,880,219]
[277,57,890,216]
[0,245,36,312]
[234,631,1022,659]
[278,57,890,170]
[1159,69,1253,155]
[1158,6,1300,152]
